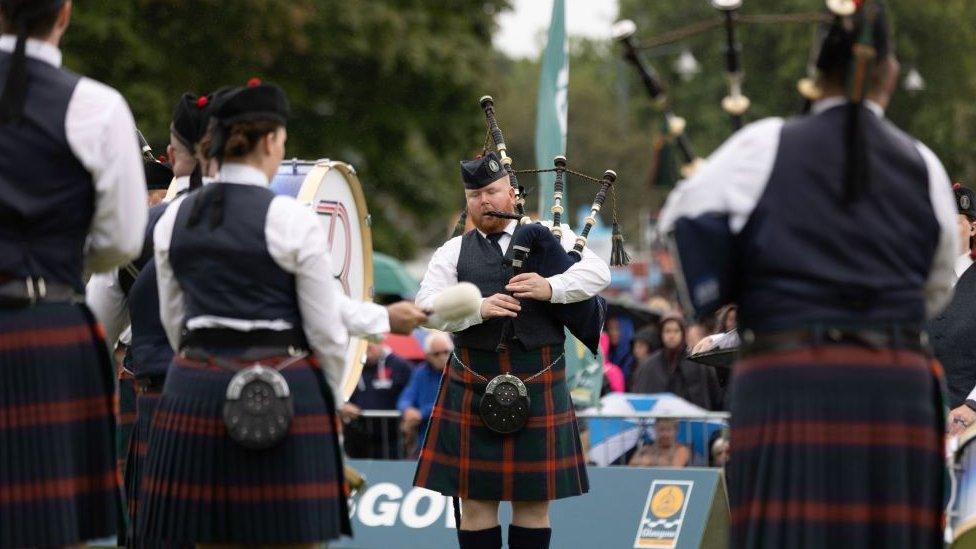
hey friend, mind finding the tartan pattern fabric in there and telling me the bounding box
[0,303,119,548]
[414,345,588,501]
[138,354,350,545]
[728,346,945,549]
[117,369,137,473]
[124,390,162,547]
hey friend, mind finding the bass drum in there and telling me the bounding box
[272,159,375,402]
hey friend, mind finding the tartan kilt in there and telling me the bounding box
[117,368,137,473]
[137,353,350,545]
[0,303,119,549]
[728,346,945,549]
[414,345,589,501]
[124,389,161,547]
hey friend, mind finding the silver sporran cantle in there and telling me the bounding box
[479,373,530,435]
[223,365,294,450]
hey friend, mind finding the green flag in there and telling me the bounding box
[535,0,568,216]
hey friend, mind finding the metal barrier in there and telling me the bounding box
[347,409,730,468]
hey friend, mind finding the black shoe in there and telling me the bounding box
[508,525,552,549]
[458,525,503,549]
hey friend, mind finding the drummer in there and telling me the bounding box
[138,80,423,546]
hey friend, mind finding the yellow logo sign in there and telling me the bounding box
[634,480,694,549]
[650,486,685,519]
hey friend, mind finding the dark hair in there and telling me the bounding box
[0,1,61,37]
[219,119,281,160]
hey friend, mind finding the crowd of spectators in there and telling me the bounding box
[341,302,737,468]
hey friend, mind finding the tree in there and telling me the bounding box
[616,0,976,181]
[62,0,511,257]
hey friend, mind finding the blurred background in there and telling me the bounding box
[62,0,976,293]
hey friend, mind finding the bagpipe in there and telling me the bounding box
[471,95,629,354]
[611,20,703,178]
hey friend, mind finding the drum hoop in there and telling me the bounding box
[296,160,374,402]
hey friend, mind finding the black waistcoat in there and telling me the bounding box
[736,107,938,331]
[929,263,976,407]
[169,184,301,335]
[0,53,93,291]
[125,203,172,378]
[453,230,564,352]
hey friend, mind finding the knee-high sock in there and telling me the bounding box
[457,525,502,549]
[508,524,552,549]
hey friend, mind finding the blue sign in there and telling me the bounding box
[333,460,728,549]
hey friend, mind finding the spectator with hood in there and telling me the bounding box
[630,314,723,410]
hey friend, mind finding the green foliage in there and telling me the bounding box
[493,1,976,247]
[618,0,976,182]
[62,0,509,257]
[61,1,976,257]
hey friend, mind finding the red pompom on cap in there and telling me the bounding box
[954,182,963,190]
[196,96,209,108]
[158,154,167,163]
[247,77,262,88]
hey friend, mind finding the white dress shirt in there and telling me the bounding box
[154,163,349,401]
[416,218,611,333]
[85,174,219,348]
[89,182,390,352]
[658,98,958,319]
[0,36,147,274]
[338,293,390,339]
[954,253,974,282]
[86,270,129,347]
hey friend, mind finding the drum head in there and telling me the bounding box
[272,159,320,197]
[296,161,374,402]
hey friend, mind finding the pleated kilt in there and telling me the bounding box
[414,345,589,501]
[117,367,137,473]
[0,303,119,549]
[138,352,350,545]
[124,389,161,547]
[728,346,945,549]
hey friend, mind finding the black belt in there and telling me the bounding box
[741,325,927,355]
[0,277,79,308]
[180,327,308,350]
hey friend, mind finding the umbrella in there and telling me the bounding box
[603,294,661,328]
[382,333,425,361]
[584,393,726,466]
[373,252,420,299]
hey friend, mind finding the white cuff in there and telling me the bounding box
[547,275,567,304]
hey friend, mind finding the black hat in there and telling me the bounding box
[170,92,212,151]
[0,0,66,124]
[144,159,173,191]
[812,1,893,204]
[460,152,507,190]
[955,183,976,220]
[208,79,290,159]
[817,2,893,75]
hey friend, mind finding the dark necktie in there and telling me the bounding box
[486,232,506,258]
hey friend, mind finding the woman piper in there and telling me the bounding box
[0,0,147,546]
[138,80,352,547]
